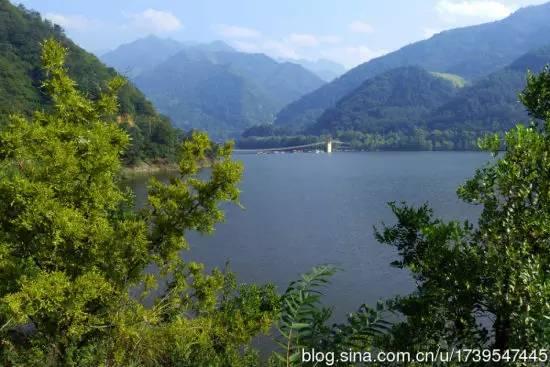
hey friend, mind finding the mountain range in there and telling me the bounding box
[305,45,550,139]
[3,0,550,152]
[101,36,188,78]
[101,37,325,139]
[275,2,550,130]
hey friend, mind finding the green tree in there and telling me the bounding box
[376,67,550,357]
[0,0,181,166]
[270,265,389,367]
[0,39,278,366]
[520,65,550,121]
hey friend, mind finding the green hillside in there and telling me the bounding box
[428,45,550,132]
[0,0,181,164]
[430,72,467,88]
[275,2,550,129]
[308,67,459,135]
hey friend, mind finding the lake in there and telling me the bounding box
[128,151,489,320]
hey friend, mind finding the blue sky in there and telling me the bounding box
[15,0,549,68]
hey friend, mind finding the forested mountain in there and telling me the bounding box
[134,53,276,140]
[428,45,550,132]
[132,45,325,139]
[242,45,550,151]
[299,46,550,150]
[308,67,460,134]
[0,0,181,164]
[275,1,550,129]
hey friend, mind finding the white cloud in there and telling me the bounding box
[232,40,299,59]
[216,24,261,39]
[234,38,384,68]
[341,46,387,64]
[232,41,262,53]
[264,40,300,59]
[288,33,320,47]
[44,13,97,31]
[231,31,341,60]
[321,45,387,68]
[128,9,182,33]
[287,33,341,48]
[319,35,341,44]
[436,0,516,20]
[348,20,374,33]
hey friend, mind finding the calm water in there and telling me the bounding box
[129,151,489,319]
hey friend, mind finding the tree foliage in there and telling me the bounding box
[0,0,181,165]
[520,65,550,120]
[0,39,279,367]
[376,65,550,356]
[270,265,389,367]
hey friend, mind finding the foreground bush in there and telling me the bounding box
[0,38,278,367]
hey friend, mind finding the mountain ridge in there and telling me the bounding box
[109,39,326,139]
[275,1,550,129]
[280,58,347,81]
[303,45,550,141]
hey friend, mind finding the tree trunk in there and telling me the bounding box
[494,313,511,350]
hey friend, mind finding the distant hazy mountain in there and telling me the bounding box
[286,59,347,81]
[130,45,325,139]
[101,35,187,78]
[308,67,460,134]
[275,1,550,129]
[190,40,235,53]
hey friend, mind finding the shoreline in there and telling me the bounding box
[121,162,179,178]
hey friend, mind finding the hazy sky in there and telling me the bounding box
[15,0,550,68]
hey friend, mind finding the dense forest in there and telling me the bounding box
[428,45,550,132]
[0,0,182,165]
[308,67,460,135]
[238,128,483,151]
